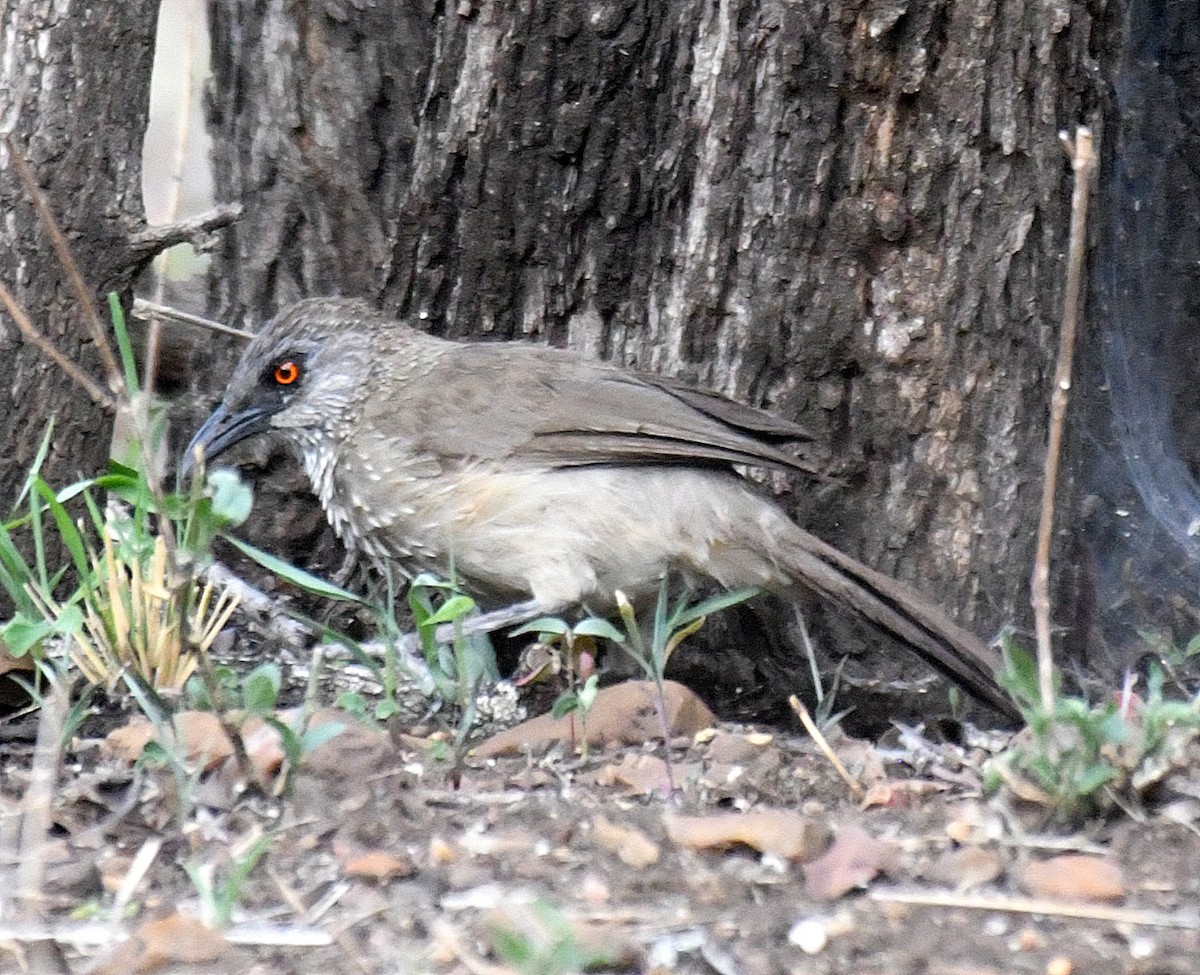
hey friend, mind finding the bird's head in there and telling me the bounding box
[181,298,383,480]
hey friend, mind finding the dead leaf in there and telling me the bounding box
[860,779,950,809]
[802,825,894,900]
[664,809,828,860]
[706,729,770,764]
[1019,854,1125,903]
[341,849,417,882]
[473,680,714,757]
[592,815,660,867]
[238,716,285,778]
[924,845,1005,890]
[90,913,227,975]
[594,753,673,795]
[103,712,233,771]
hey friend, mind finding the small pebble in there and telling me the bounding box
[788,918,828,955]
[1046,956,1072,975]
[1128,936,1156,960]
[984,914,1009,936]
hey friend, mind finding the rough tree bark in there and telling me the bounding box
[0,4,160,554]
[203,0,1114,701]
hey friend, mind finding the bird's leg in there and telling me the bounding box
[430,598,552,644]
[388,598,552,693]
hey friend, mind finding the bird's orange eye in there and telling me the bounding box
[274,361,301,385]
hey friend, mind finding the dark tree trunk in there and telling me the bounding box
[0,5,159,534]
[205,0,1114,695]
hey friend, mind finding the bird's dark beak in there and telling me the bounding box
[180,402,274,482]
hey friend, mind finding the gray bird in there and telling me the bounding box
[185,297,1014,717]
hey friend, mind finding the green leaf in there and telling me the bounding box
[671,586,761,629]
[509,616,571,637]
[998,634,1041,712]
[50,603,84,635]
[33,479,91,582]
[571,617,625,642]
[108,292,140,394]
[425,594,476,626]
[242,663,282,713]
[336,692,368,719]
[552,692,580,718]
[137,740,171,770]
[222,534,363,602]
[264,716,303,771]
[301,721,345,753]
[206,469,253,527]
[490,929,536,968]
[375,699,401,721]
[1073,763,1119,796]
[1,615,55,657]
[54,477,99,505]
[15,421,56,510]
[409,572,459,593]
[577,673,599,710]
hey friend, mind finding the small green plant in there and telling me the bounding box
[404,571,498,727]
[0,299,252,695]
[614,579,760,700]
[1136,627,1200,668]
[509,580,758,762]
[333,568,501,739]
[991,635,1200,821]
[509,615,620,757]
[184,830,274,928]
[489,900,621,975]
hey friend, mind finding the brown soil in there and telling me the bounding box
[1,672,1198,975]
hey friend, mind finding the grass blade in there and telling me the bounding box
[222,535,362,602]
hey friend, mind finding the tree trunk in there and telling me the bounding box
[0,4,159,543]
[205,0,1110,696]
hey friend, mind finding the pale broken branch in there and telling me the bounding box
[132,298,255,340]
[1031,125,1097,710]
[788,694,865,800]
[872,886,1200,930]
[128,203,243,262]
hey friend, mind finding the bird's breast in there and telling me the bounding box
[301,432,459,569]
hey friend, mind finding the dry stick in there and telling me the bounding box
[871,886,1200,930]
[5,138,125,396]
[132,298,255,340]
[787,694,864,800]
[127,203,243,261]
[268,868,372,975]
[1031,126,1096,711]
[14,681,68,918]
[0,280,115,410]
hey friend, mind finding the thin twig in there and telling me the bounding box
[871,886,1200,929]
[268,868,370,975]
[109,837,162,922]
[787,694,864,799]
[5,137,124,395]
[0,281,115,410]
[202,561,312,649]
[1031,126,1096,710]
[132,298,255,340]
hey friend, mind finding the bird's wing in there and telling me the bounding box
[369,341,818,474]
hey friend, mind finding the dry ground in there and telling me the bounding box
[2,661,1199,975]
